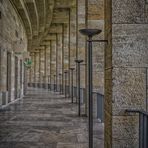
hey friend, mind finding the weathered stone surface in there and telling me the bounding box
[88,0,104,20]
[0,0,27,106]
[87,5,105,94]
[112,116,139,139]
[112,0,148,24]
[112,24,148,67]
[112,67,146,115]
[0,88,104,147]
[104,0,148,147]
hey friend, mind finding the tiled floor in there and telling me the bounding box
[0,88,104,148]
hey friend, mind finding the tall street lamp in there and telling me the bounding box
[59,73,62,93]
[79,29,103,148]
[54,74,56,92]
[64,71,68,98]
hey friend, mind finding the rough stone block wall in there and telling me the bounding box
[70,6,77,86]
[51,40,56,84]
[40,49,46,82]
[77,0,86,89]
[46,46,51,83]
[63,24,69,71]
[35,52,40,83]
[0,0,27,106]
[105,0,148,147]
[57,33,62,85]
[85,0,105,94]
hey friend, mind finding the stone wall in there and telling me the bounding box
[104,0,148,147]
[0,0,27,107]
[77,0,86,89]
[87,0,104,94]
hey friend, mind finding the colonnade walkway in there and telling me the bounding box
[0,88,104,148]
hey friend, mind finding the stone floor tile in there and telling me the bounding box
[0,88,104,148]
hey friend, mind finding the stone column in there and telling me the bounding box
[86,0,104,93]
[0,49,7,91]
[40,48,45,87]
[68,9,71,95]
[23,58,28,95]
[76,0,86,113]
[11,52,15,101]
[35,51,40,87]
[70,5,77,94]
[50,38,56,89]
[62,24,65,93]
[44,46,47,88]
[50,40,52,88]
[0,49,8,106]
[56,33,63,91]
[56,34,58,90]
[63,24,69,94]
[46,44,51,88]
[30,52,35,87]
[104,0,148,147]
[38,49,41,87]
[17,58,21,98]
[29,54,32,86]
[34,52,37,87]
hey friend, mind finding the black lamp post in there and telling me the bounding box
[59,73,62,93]
[79,29,102,148]
[54,74,56,92]
[48,75,50,90]
[75,59,84,116]
[64,71,68,98]
[69,68,75,103]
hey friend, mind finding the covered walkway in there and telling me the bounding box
[1,0,148,147]
[0,88,103,148]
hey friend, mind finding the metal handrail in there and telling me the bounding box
[126,109,148,148]
[126,109,148,116]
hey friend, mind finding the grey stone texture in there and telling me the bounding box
[0,88,104,148]
[104,0,148,147]
[87,0,104,93]
[0,0,27,106]
[1,0,147,147]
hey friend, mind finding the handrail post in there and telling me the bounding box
[79,29,102,148]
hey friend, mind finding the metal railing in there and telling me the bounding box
[93,92,104,122]
[126,109,148,148]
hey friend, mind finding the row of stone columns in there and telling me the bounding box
[28,0,105,147]
[28,0,104,115]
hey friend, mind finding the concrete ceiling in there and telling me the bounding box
[10,0,75,52]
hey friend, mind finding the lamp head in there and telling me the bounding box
[75,59,84,63]
[70,67,75,70]
[79,29,102,37]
